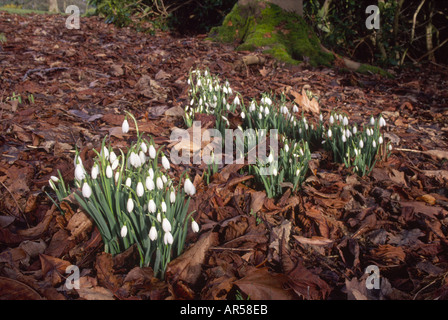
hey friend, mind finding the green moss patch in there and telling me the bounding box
[209,1,334,67]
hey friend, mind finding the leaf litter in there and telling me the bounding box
[1,11,448,300]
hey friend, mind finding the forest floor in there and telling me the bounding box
[1,11,448,301]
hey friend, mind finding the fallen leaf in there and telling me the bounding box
[0,277,43,300]
[76,276,114,300]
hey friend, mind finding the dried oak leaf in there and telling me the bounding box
[370,244,406,265]
[286,261,331,300]
[76,276,114,300]
[0,276,43,300]
[234,267,297,300]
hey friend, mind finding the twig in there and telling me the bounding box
[22,67,69,82]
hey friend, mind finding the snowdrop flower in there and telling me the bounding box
[191,220,200,233]
[164,231,174,245]
[161,200,167,213]
[263,106,269,115]
[50,175,59,182]
[329,115,334,124]
[258,113,263,120]
[161,154,170,170]
[389,144,393,151]
[149,226,157,241]
[136,181,144,197]
[74,154,83,167]
[125,177,132,188]
[49,179,56,190]
[170,189,176,203]
[327,129,332,138]
[319,114,323,122]
[75,164,86,181]
[120,225,128,238]
[146,176,155,191]
[241,111,245,119]
[343,116,349,126]
[161,174,168,184]
[296,168,301,176]
[293,104,299,113]
[115,172,120,183]
[284,144,289,153]
[234,95,240,106]
[346,129,351,138]
[148,198,156,214]
[127,197,134,213]
[82,182,92,198]
[342,134,347,143]
[359,140,364,149]
[109,151,117,164]
[157,211,162,222]
[272,166,278,176]
[184,176,196,196]
[379,116,386,127]
[149,144,156,159]
[130,152,141,168]
[370,116,375,126]
[101,147,109,160]
[91,165,99,180]
[249,102,256,112]
[140,142,148,154]
[148,168,154,179]
[196,79,202,87]
[162,217,171,233]
[268,153,274,163]
[122,118,130,134]
[353,126,357,134]
[379,136,384,144]
[111,158,119,171]
[156,176,164,190]
[372,140,377,148]
[139,151,146,165]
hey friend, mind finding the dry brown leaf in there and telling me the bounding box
[370,244,406,264]
[286,261,331,300]
[166,231,219,285]
[234,267,297,300]
[0,276,43,300]
[76,276,115,300]
[66,210,93,241]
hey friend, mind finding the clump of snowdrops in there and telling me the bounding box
[49,112,199,279]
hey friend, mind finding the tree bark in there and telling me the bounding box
[48,0,59,13]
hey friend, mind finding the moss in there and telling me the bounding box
[209,1,334,67]
[357,63,394,78]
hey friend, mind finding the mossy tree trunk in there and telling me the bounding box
[209,0,392,77]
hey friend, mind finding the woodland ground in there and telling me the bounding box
[1,11,448,301]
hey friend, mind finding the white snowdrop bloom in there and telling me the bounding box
[353,126,357,134]
[162,217,171,233]
[120,225,128,238]
[184,177,196,196]
[163,231,174,245]
[140,142,148,154]
[127,197,134,213]
[343,116,349,126]
[370,116,375,126]
[268,153,274,163]
[49,179,56,190]
[305,123,309,131]
[273,167,278,176]
[191,220,200,233]
[359,140,364,149]
[389,144,393,151]
[329,115,334,124]
[111,158,119,171]
[109,151,117,164]
[161,201,167,213]
[346,129,351,138]
[146,176,155,191]
[138,151,146,165]
[170,190,176,203]
[284,144,289,153]
[241,111,245,119]
[379,136,384,144]
[157,211,162,222]
[354,148,359,156]
[125,177,132,188]
[75,164,86,181]
[342,134,347,143]
[296,168,301,176]
[373,140,377,148]
[82,182,92,198]
[136,181,144,197]
[319,113,323,122]
[328,129,332,138]
[234,95,240,106]
[228,86,233,96]
[50,175,59,182]
[223,86,228,95]
[379,116,386,127]
[149,144,156,159]
[156,176,164,190]
[293,104,299,113]
[122,119,130,134]
[149,226,157,241]
[148,199,156,213]
[101,147,109,161]
[258,113,263,120]
[249,102,256,112]
[161,154,170,170]
[162,175,168,184]
[91,165,99,180]
[148,168,154,179]
[264,106,269,115]
[114,171,120,183]
[196,79,202,87]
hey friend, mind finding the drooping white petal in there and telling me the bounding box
[121,225,128,238]
[191,220,200,233]
[75,164,86,181]
[127,198,134,213]
[162,218,171,233]
[122,119,130,134]
[136,181,144,197]
[149,226,157,241]
[82,182,92,198]
[148,199,156,213]
[163,231,174,245]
